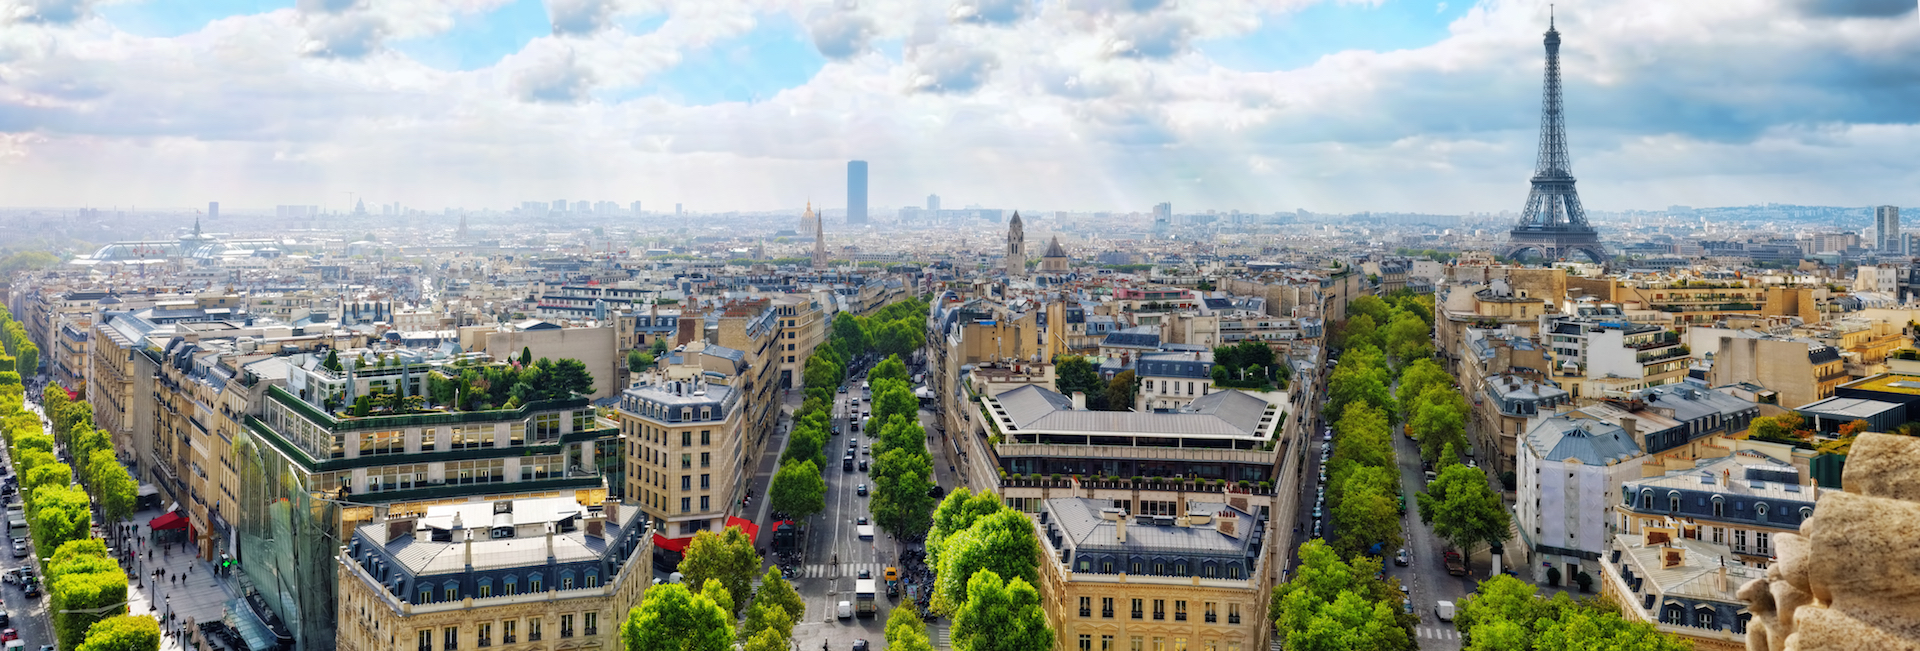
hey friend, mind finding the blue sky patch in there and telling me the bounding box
[620,15,828,105]
[98,0,293,38]
[1199,0,1472,72]
[394,0,552,72]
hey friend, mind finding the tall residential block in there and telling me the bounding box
[208,201,219,219]
[847,160,868,224]
[928,194,940,211]
[1876,206,1901,251]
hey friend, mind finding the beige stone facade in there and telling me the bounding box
[1707,337,1846,410]
[616,376,746,537]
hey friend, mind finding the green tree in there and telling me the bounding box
[927,488,1005,567]
[519,346,533,366]
[933,510,1041,614]
[677,526,762,616]
[769,459,826,520]
[741,629,788,651]
[871,448,935,537]
[620,582,733,651]
[699,578,735,619]
[1339,313,1382,351]
[1271,540,1414,651]
[48,539,129,650]
[1104,370,1138,411]
[1347,295,1392,325]
[546,358,596,397]
[1331,485,1402,558]
[1410,387,1469,464]
[1053,356,1106,409]
[322,349,343,372]
[23,461,70,498]
[32,484,93,556]
[1384,311,1434,365]
[1417,464,1513,572]
[1395,359,1453,418]
[832,312,869,357]
[75,614,160,651]
[737,599,793,645]
[88,450,137,527]
[949,570,1053,651]
[626,349,653,373]
[752,565,806,624]
[871,355,910,384]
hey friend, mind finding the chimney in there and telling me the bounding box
[546,522,556,564]
[1661,546,1686,570]
[463,528,474,568]
[1621,417,1639,443]
[1115,515,1126,543]
[1072,391,1087,410]
[1187,510,1212,527]
[1216,511,1239,538]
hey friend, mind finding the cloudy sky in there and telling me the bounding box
[0,0,1914,215]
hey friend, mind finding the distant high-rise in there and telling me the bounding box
[555,199,568,212]
[1876,206,1900,250]
[676,203,683,216]
[207,201,219,220]
[928,194,941,212]
[1153,202,1172,222]
[574,200,591,213]
[630,201,642,215]
[847,161,868,224]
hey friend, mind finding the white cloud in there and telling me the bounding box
[0,0,1915,214]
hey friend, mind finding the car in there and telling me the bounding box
[1401,597,1413,615]
[1317,473,1326,484]
[7,541,20,559]
[857,484,868,496]
[0,612,8,628]
[1399,583,1410,595]
[839,386,848,393]
[42,646,57,651]
[862,446,871,456]
[1312,522,1322,538]
[853,641,870,651]
[837,601,853,619]
[1395,548,1411,567]
[2,628,16,642]
[1311,506,1322,519]
[24,583,39,598]
[858,569,871,580]
[856,517,868,526]
[859,459,869,471]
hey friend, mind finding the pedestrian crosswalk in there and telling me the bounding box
[931,623,951,650]
[1417,626,1458,640]
[790,562,885,579]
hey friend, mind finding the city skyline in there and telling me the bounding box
[0,0,1914,213]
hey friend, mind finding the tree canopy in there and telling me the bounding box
[1453,575,1692,651]
[768,459,826,520]
[676,526,762,616]
[621,582,734,651]
[949,570,1054,651]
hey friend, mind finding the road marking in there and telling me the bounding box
[1418,626,1456,639]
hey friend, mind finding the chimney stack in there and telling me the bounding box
[1072,391,1086,410]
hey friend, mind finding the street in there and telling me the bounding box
[6,390,59,651]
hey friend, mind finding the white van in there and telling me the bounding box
[1435,600,1455,622]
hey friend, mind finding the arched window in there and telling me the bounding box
[530,572,544,592]
[1799,507,1812,521]
[503,575,518,595]
[1640,490,1654,510]
[1755,502,1768,522]
[1735,613,1752,634]
[1668,491,1681,512]
[1712,496,1725,518]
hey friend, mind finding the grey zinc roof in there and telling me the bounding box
[993,385,1270,438]
[1048,498,1256,555]
[1103,331,1161,349]
[1525,417,1643,465]
[1636,383,1757,421]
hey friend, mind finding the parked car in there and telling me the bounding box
[1395,548,1411,567]
[837,601,853,619]
[7,541,21,559]
[1,628,16,642]
[853,641,870,651]
[21,584,37,599]
[857,484,868,496]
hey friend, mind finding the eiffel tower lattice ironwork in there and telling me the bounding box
[1504,11,1608,264]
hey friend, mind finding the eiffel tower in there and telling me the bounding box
[1504,12,1608,264]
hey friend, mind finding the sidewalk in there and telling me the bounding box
[115,507,236,650]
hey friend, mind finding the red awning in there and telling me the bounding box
[726,516,759,544]
[150,511,188,531]
[652,532,691,554]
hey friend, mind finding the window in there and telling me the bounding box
[701,474,710,489]
[701,430,711,445]
[453,425,491,450]
[701,452,711,468]
[561,570,575,590]
[477,624,492,648]
[681,431,692,447]
[361,430,403,456]
[502,620,516,644]
[1175,639,1187,651]
[681,453,692,469]
[527,618,542,642]
[503,575,518,595]
[1641,491,1653,510]
[1132,560,1143,574]
[1131,638,1144,651]
[681,497,691,513]
[418,588,432,603]
[701,495,710,510]
[586,570,600,588]
[1712,527,1725,545]
[1102,597,1114,618]
[1757,531,1771,556]
[585,612,598,636]
[1080,596,1092,618]
[530,573,543,592]
[509,423,524,446]
[418,630,432,651]
[444,581,458,601]
[1756,502,1769,522]
[1205,602,1217,623]
[477,579,492,598]
[574,410,594,432]
[1103,636,1114,651]
[1734,529,1748,552]
[1131,599,1143,619]
[1713,496,1725,518]
[1153,599,1166,620]
[1226,563,1242,579]
[682,476,692,490]
[1669,493,1680,512]
[534,413,561,441]
[1229,603,1241,625]
[1175,600,1187,622]
[1080,635,1093,651]
[444,626,459,651]
[561,614,574,638]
